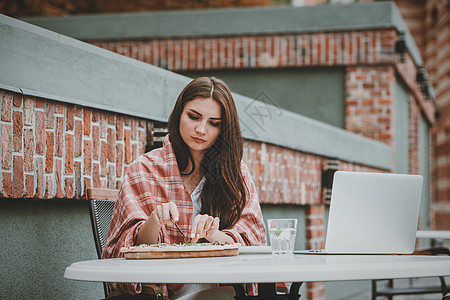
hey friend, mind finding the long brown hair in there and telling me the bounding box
[168,77,247,229]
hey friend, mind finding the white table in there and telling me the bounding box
[64,253,450,284]
[417,230,450,240]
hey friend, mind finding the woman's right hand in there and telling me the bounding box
[136,202,179,245]
[149,201,180,227]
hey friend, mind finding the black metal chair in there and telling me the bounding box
[87,188,118,298]
[371,247,449,300]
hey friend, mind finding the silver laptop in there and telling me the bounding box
[296,171,423,254]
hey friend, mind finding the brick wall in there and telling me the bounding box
[345,66,395,144]
[0,90,151,199]
[90,29,396,70]
[396,0,450,230]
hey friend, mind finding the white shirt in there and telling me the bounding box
[190,177,206,226]
[172,177,216,300]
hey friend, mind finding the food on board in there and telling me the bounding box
[120,242,239,259]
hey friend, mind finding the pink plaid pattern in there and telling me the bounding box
[102,135,267,298]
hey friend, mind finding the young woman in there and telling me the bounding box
[102,77,267,300]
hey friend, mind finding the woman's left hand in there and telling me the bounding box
[190,214,220,243]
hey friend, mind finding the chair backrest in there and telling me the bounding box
[87,188,118,259]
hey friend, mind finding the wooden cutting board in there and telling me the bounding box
[121,243,239,260]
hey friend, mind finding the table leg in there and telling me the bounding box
[233,282,302,299]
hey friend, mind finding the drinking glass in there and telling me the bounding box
[267,219,297,256]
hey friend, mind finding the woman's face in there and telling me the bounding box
[179,97,222,159]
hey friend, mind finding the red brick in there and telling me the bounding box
[139,129,146,155]
[92,111,99,122]
[13,111,23,152]
[65,177,74,198]
[55,102,65,114]
[23,96,35,126]
[35,97,45,108]
[306,217,324,227]
[92,125,100,161]
[74,120,83,157]
[100,112,108,139]
[123,116,131,126]
[108,113,115,125]
[124,129,131,164]
[306,228,324,239]
[2,172,12,197]
[35,156,44,198]
[377,99,392,105]
[35,111,45,154]
[100,179,107,189]
[378,117,391,123]
[131,119,137,139]
[13,92,22,107]
[45,101,55,129]
[44,174,54,198]
[74,105,83,118]
[100,140,108,177]
[25,174,34,198]
[74,161,82,198]
[12,155,24,198]
[307,282,326,300]
[23,128,34,172]
[435,212,450,230]
[55,158,63,198]
[116,143,123,177]
[84,140,92,175]
[306,205,325,215]
[1,91,12,122]
[378,133,392,140]
[45,131,54,173]
[84,109,91,136]
[93,162,100,188]
[65,134,74,174]
[132,143,138,162]
[1,124,12,169]
[116,115,124,140]
[116,180,122,190]
[107,127,116,162]
[84,177,91,196]
[107,165,116,189]
[55,116,64,157]
[66,105,74,131]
